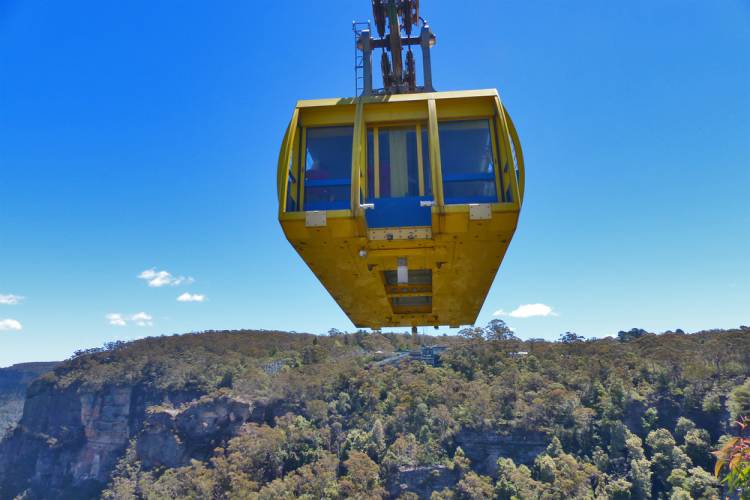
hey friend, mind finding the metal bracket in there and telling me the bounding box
[397,257,408,284]
[305,211,327,227]
[356,9,436,96]
[469,204,492,221]
[367,226,432,241]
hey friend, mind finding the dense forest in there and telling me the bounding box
[1,325,749,499]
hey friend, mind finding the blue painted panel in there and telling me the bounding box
[365,196,432,228]
[443,172,495,182]
[305,178,351,188]
[304,200,350,211]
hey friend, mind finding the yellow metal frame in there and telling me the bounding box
[373,127,380,198]
[277,89,525,328]
[416,123,425,196]
[426,98,445,207]
[297,127,306,210]
[351,101,365,214]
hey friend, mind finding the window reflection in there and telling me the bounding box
[304,126,353,210]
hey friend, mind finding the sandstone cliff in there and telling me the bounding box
[0,378,202,498]
[0,374,545,499]
[0,362,60,439]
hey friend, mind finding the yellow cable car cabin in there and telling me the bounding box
[277,2,524,329]
[277,89,524,329]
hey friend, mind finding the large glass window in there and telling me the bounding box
[438,119,498,204]
[420,127,431,198]
[367,125,431,200]
[303,126,353,210]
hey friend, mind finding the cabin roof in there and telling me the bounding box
[295,89,500,109]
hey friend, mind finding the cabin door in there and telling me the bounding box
[366,124,433,229]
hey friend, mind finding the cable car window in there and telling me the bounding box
[304,126,353,210]
[438,119,498,204]
[379,126,418,198]
[367,124,431,200]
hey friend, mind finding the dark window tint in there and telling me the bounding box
[379,126,418,198]
[421,127,432,198]
[438,120,498,204]
[367,125,431,200]
[304,126,353,210]
[367,130,374,201]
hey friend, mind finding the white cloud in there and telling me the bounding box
[138,268,194,288]
[106,313,127,326]
[0,294,24,305]
[177,292,206,303]
[106,312,153,327]
[131,312,153,327]
[493,303,558,318]
[0,319,22,331]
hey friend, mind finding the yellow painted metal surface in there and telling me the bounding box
[278,89,524,328]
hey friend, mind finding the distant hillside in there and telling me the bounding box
[0,327,748,499]
[0,362,60,438]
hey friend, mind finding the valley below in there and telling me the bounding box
[0,326,748,499]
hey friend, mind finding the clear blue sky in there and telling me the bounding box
[1,1,748,366]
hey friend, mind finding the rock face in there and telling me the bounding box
[0,379,201,499]
[136,396,262,469]
[384,431,549,498]
[0,375,552,500]
[0,362,60,438]
[0,376,552,500]
[388,465,459,499]
[454,429,549,477]
[0,374,294,500]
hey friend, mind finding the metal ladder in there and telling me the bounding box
[353,21,372,96]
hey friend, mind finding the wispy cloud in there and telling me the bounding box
[0,294,24,305]
[138,268,194,288]
[0,319,22,331]
[131,312,153,327]
[106,313,127,326]
[106,312,153,327]
[177,292,206,303]
[493,303,558,318]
